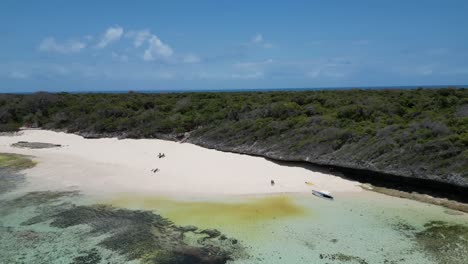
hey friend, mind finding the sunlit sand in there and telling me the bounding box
[0,129,360,197]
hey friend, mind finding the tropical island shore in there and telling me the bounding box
[0,129,360,197]
[1,130,468,264]
[2,129,468,213]
[1,89,466,198]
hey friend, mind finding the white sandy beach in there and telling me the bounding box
[0,129,361,197]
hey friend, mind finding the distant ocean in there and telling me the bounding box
[64,84,468,94]
[6,84,468,94]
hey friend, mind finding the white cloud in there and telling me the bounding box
[126,30,151,47]
[153,71,175,79]
[97,26,124,48]
[306,69,346,79]
[234,59,273,69]
[0,61,181,81]
[418,66,434,76]
[231,72,264,79]
[0,62,72,80]
[305,66,351,79]
[223,59,273,80]
[183,54,200,63]
[111,52,128,62]
[9,71,28,79]
[252,34,263,44]
[38,37,86,54]
[195,71,264,80]
[249,33,273,48]
[305,70,320,78]
[303,58,356,79]
[395,64,435,76]
[143,35,173,61]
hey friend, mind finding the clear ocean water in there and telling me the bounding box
[1,171,468,263]
[106,192,468,264]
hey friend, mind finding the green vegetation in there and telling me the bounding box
[0,88,467,184]
[0,153,36,170]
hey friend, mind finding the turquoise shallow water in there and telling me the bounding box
[232,194,443,264]
[1,170,468,264]
[106,191,468,264]
[0,190,137,264]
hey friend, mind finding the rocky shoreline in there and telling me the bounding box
[360,185,468,213]
[11,141,62,149]
[78,130,468,205]
[73,129,468,204]
[187,136,468,204]
[10,129,468,209]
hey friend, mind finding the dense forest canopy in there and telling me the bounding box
[1,88,467,184]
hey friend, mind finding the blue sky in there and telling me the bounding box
[1,0,467,92]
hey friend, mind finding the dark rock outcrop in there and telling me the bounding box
[11,141,62,149]
[188,136,468,203]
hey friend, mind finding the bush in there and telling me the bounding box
[0,88,466,180]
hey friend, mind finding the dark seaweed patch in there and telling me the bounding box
[392,219,468,264]
[20,202,74,226]
[49,205,245,263]
[13,196,246,264]
[414,221,468,264]
[10,191,79,208]
[0,169,25,195]
[319,253,368,264]
[71,249,102,264]
[0,191,79,218]
[0,191,79,220]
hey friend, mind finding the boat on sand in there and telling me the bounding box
[312,190,334,200]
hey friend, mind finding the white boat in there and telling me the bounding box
[312,190,334,200]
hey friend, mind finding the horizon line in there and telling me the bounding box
[1,84,467,94]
